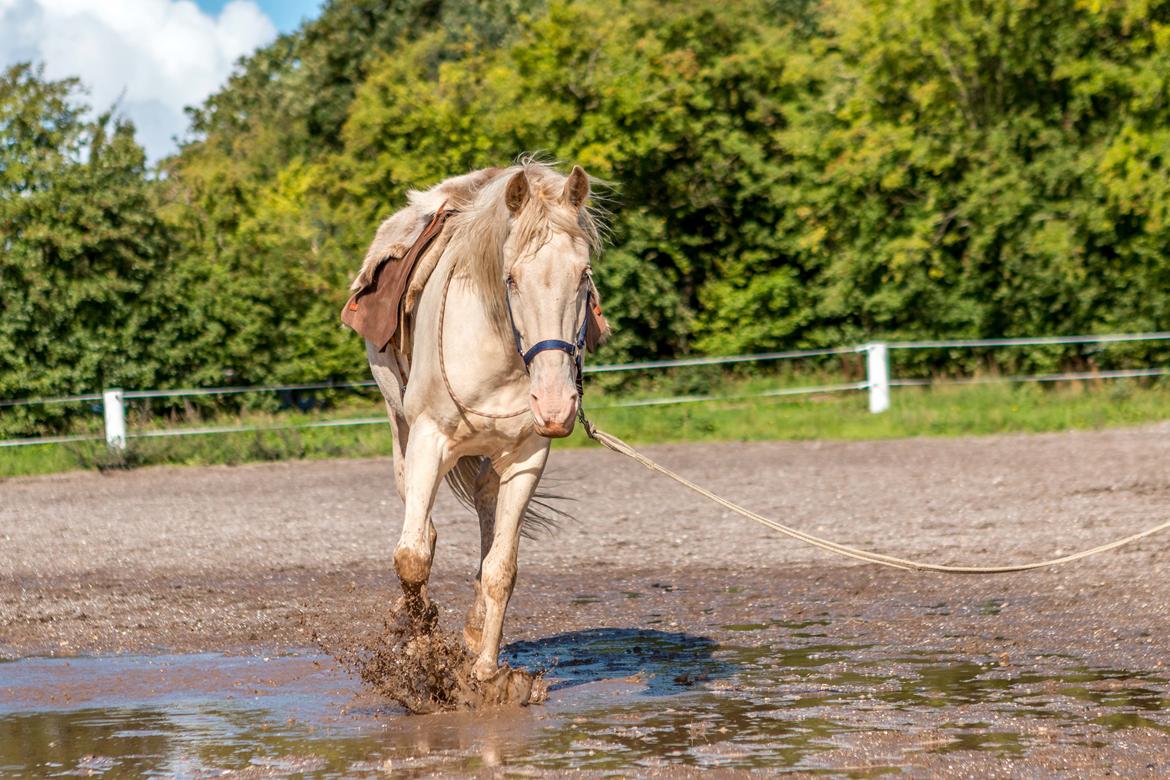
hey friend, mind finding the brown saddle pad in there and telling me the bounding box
[341,208,454,352]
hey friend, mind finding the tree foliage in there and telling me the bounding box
[5,0,1170,429]
[0,64,178,430]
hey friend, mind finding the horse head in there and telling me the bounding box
[500,165,596,438]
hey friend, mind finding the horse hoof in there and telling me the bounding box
[473,658,498,682]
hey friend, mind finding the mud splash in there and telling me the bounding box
[320,604,546,714]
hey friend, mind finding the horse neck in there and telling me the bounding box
[431,252,525,386]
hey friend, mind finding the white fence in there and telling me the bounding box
[2,331,1170,450]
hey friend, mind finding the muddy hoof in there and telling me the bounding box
[475,664,547,707]
[473,657,498,682]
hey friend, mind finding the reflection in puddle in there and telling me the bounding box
[2,631,1169,777]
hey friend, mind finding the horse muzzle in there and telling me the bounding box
[530,388,578,438]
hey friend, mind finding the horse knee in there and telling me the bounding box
[466,580,486,624]
[394,542,432,586]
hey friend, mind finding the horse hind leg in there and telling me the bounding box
[367,343,410,501]
[388,407,409,502]
[464,459,500,654]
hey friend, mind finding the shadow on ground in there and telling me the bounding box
[503,627,732,695]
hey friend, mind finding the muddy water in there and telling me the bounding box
[3,624,1169,778]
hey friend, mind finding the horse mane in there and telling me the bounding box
[442,160,603,334]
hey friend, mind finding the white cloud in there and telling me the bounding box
[0,0,277,162]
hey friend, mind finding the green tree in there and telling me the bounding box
[0,64,176,432]
[160,0,555,386]
[12,0,1170,438]
[329,0,808,361]
[706,0,1170,365]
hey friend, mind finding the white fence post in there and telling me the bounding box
[102,388,126,450]
[866,343,890,413]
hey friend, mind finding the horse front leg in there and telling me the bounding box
[394,418,452,632]
[473,437,549,681]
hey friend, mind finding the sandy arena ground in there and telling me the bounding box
[3,426,1170,776]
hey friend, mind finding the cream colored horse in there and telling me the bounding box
[360,162,604,681]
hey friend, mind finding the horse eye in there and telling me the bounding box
[506,274,516,288]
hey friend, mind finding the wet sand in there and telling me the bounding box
[3,426,1170,775]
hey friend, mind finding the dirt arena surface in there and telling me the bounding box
[3,425,1170,776]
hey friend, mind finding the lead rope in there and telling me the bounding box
[441,263,1170,572]
[576,415,1170,574]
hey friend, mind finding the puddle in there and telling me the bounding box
[3,631,1169,777]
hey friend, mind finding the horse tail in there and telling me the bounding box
[443,455,571,539]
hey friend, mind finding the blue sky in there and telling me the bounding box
[197,0,325,33]
[0,0,328,161]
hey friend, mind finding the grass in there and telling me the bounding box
[2,377,1168,479]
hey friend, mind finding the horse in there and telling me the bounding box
[356,161,607,682]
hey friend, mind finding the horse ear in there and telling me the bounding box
[562,165,589,209]
[505,171,529,214]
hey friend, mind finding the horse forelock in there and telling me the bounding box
[444,161,602,334]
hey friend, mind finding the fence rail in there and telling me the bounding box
[2,331,1169,450]
[124,380,380,400]
[584,345,862,373]
[0,392,104,409]
[887,331,1170,349]
[0,432,103,449]
[890,366,1170,388]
